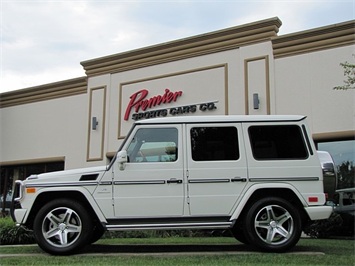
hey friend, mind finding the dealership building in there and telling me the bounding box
[0,17,354,205]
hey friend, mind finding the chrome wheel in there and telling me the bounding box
[243,197,302,252]
[254,204,293,245]
[34,199,93,255]
[42,207,82,248]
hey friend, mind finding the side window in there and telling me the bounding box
[249,125,308,160]
[191,127,239,161]
[127,128,178,163]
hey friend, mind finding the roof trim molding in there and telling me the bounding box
[313,130,355,142]
[81,17,282,76]
[0,156,65,167]
[272,20,355,58]
[0,77,87,108]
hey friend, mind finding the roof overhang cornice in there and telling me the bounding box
[272,20,355,58]
[0,77,87,108]
[81,17,282,76]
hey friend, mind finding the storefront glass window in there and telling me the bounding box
[318,140,355,189]
[0,162,64,214]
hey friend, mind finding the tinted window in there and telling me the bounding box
[1,161,64,212]
[127,128,178,162]
[191,127,239,161]
[318,140,355,189]
[249,125,308,160]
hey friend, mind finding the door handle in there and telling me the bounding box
[231,177,247,182]
[167,178,182,184]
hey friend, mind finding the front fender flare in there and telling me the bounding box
[23,186,107,225]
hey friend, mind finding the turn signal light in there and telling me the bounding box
[308,197,318,203]
[26,188,36,194]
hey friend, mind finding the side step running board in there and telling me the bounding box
[105,221,233,231]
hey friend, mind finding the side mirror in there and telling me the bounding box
[117,150,128,170]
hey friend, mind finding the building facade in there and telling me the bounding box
[1,17,354,208]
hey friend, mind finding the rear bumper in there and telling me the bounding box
[305,205,333,220]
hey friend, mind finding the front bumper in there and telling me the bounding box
[11,180,24,223]
[13,209,28,225]
[305,205,333,220]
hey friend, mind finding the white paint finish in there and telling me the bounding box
[186,123,248,216]
[112,124,186,217]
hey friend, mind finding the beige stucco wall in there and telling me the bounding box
[0,94,89,169]
[1,18,354,170]
[274,45,355,136]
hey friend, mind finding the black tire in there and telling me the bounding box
[230,220,249,244]
[33,199,93,255]
[90,223,105,244]
[243,197,302,252]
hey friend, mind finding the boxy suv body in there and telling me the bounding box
[12,115,332,254]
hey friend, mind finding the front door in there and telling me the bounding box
[113,125,185,218]
[186,123,248,216]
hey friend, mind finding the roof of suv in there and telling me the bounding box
[135,115,306,124]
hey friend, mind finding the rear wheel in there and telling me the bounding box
[243,197,302,252]
[33,199,93,255]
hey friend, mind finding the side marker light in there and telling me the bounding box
[26,188,36,194]
[308,197,318,203]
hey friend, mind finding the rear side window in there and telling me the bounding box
[191,127,239,161]
[249,125,308,160]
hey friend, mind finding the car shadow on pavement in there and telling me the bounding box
[82,244,322,254]
[84,244,252,253]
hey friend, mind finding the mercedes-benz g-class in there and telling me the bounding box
[12,115,333,254]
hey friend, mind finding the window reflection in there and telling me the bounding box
[127,128,178,163]
[318,140,355,189]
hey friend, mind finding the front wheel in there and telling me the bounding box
[243,197,302,252]
[33,199,93,255]
[230,219,249,244]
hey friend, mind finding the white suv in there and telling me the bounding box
[13,115,332,254]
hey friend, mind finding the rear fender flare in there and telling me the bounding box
[230,183,307,221]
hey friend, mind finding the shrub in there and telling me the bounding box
[102,229,231,239]
[0,217,35,245]
[303,212,344,238]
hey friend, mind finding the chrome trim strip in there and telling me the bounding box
[99,181,113,185]
[114,180,166,185]
[249,177,319,182]
[106,221,232,231]
[14,180,24,201]
[25,181,98,187]
[188,179,230,184]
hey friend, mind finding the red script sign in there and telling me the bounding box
[124,89,183,120]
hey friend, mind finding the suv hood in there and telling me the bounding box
[24,165,108,185]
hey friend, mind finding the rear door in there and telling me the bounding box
[243,121,322,193]
[186,123,248,216]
